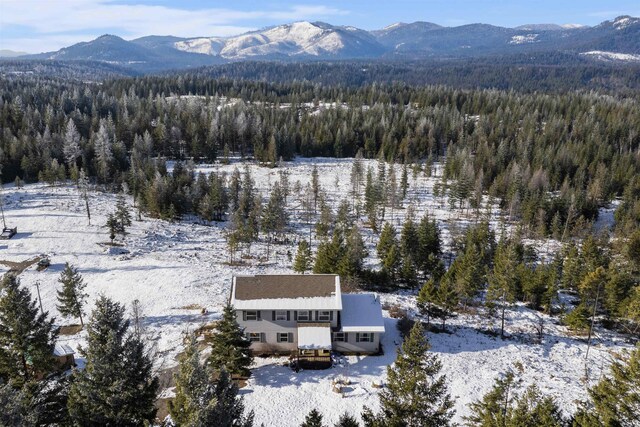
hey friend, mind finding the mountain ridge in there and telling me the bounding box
[10,16,640,72]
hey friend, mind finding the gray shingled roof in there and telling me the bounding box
[234,274,338,300]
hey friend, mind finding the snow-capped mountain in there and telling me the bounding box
[515,23,587,31]
[174,21,384,60]
[18,16,640,72]
[174,37,226,56]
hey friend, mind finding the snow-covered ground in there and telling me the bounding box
[580,50,640,63]
[1,157,631,425]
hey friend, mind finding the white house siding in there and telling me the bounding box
[237,309,339,353]
[332,332,381,354]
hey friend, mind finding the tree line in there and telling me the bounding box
[3,73,640,238]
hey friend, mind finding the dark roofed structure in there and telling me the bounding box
[234,274,337,300]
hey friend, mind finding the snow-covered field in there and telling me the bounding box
[1,158,631,425]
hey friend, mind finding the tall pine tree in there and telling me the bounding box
[68,296,158,426]
[56,263,88,327]
[170,336,253,427]
[293,240,313,273]
[0,274,57,387]
[363,322,455,427]
[209,304,253,378]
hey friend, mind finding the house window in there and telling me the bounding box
[356,333,373,343]
[299,349,315,356]
[333,332,346,342]
[297,311,310,321]
[318,311,331,322]
[245,311,259,321]
[275,311,288,321]
[277,332,290,343]
[247,332,262,342]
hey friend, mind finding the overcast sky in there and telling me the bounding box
[1,0,639,53]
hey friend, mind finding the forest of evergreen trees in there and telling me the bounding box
[1,65,640,425]
[2,72,640,235]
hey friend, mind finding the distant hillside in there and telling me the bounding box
[0,49,28,58]
[13,16,640,73]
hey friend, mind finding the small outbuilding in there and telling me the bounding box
[53,343,75,371]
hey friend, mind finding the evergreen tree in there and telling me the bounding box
[0,383,35,426]
[26,373,71,426]
[262,181,288,259]
[487,242,521,338]
[364,322,455,427]
[313,232,346,275]
[0,274,57,387]
[350,150,365,212]
[387,163,399,209]
[464,372,516,427]
[63,118,82,171]
[301,409,325,427]
[94,121,113,184]
[383,244,402,283]
[336,412,360,427]
[316,196,333,239]
[365,166,380,233]
[575,345,640,427]
[293,240,313,273]
[79,168,91,225]
[417,279,442,327]
[115,194,133,233]
[400,164,409,200]
[377,223,397,264]
[436,272,459,331]
[455,245,485,309]
[400,254,420,288]
[417,214,442,277]
[209,304,253,378]
[229,168,242,212]
[563,303,591,334]
[625,230,640,270]
[56,263,88,327]
[400,214,420,260]
[339,226,368,278]
[170,336,209,425]
[106,213,118,242]
[68,296,158,426]
[509,385,566,427]
[170,336,254,427]
[561,244,585,291]
[465,372,566,427]
[311,165,321,213]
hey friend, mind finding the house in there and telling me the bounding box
[230,274,385,368]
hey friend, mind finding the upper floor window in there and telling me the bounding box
[245,310,259,321]
[318,310,331,322]
[297,310,310,321]
[275,310,288,321]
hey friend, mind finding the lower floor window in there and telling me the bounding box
[277,332,291,343]
[356,332,373,343]
[247,332,262,342]
[333,332,346,342]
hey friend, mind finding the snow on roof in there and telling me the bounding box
[54,343,74,357]
[297,324,332,350]
[231,274,342,310]
[340,294,386,333]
